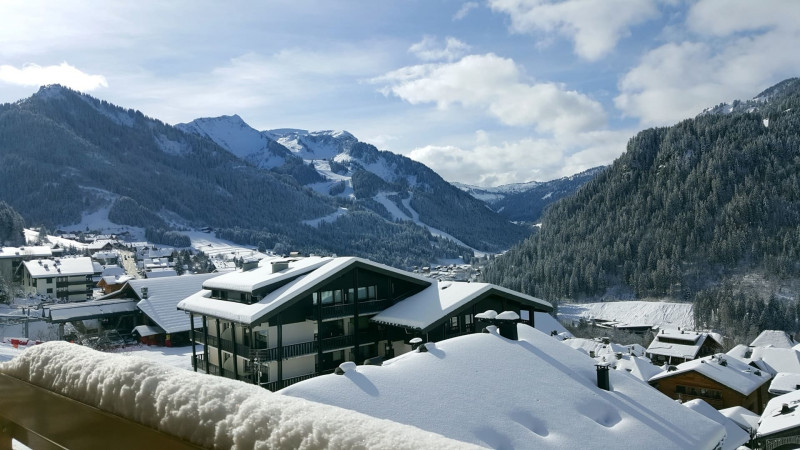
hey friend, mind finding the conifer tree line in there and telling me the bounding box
[484,78,800,333]
[0,201,25,246]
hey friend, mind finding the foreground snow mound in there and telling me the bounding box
[0,342,475,450]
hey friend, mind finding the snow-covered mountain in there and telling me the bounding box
[176,115,291,169]
[455,166,606,222]
[177,115,529,252]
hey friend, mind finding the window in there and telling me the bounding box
[47,278,53,284]
[450,316,459,331]
[464,314,473,325]
[46,288,53,294]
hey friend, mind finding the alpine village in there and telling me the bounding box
[3,4,800,450]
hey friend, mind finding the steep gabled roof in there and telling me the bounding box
[127,273,222,334]
[371,281,551,333]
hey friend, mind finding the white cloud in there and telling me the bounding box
[453,2,480,21]
[616,1,800,125]
[408,129,630,186]
[488,0,660,61]
[409,36,471,62]
[0,62,108,91]
[374,53,605,134]
[686,0,800,37]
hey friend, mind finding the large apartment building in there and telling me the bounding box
[20,257,94,302]
[178,256,551,391]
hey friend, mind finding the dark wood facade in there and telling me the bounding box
[650,370,770,414]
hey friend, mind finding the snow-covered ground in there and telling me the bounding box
[184,230,268,260]
[558,301,694,330]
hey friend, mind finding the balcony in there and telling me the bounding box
[193,331,250,355]
[264,373,315,392]
[358,299,392,315]
[309,299,393,320]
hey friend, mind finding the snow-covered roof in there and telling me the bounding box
[0,246,52,259]
[650,354,772,395]
[614,355,665,382]
[0,342,475,449]
[372,281,551,331]
[125,273,221,334]
[728,345,800,376]
[132,324,165,337]
[201,256,333,292]
[180,257,433,325]
[757,389,800,438]
[750,330,796,349]
[22,257,94,278]
[719,406,760,434]
[45,299,138,322]
[646,329,720,360]
[683,399,750,450]
[145,269,177,278]
[534,311,572,338]
[279,324,726,449]
[769,372,800,396]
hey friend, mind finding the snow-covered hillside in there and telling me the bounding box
[176,115,290,169]
[558,301,694,330]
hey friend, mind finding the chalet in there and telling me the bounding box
[176,256,552,390]
[100,273,221,346]
[86,240,115,255]
[0,246,53,282]
[646,328,723,365]
[19,257,94,302]
[97,275,134,294]
[649,353,772,414]
[753,389,800,449]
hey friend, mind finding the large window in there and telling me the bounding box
[450,316,459,331]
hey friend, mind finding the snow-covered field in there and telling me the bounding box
[558,301,694,330]
[184,230,268,260]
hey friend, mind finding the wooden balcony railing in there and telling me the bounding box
[0,373,200,449]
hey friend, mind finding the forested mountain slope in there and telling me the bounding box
[0,86,471,267]
[178,117,530,252]
[484,78,800,311]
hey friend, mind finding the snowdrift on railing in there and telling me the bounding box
[0,342,476,449]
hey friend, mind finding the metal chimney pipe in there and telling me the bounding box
[596,363,611,391]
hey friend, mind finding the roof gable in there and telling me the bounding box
[372,282,551,332]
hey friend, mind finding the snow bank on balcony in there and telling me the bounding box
[0,342,475,450]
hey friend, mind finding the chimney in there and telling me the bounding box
[141,287,148,299]
[409,337,423,350]
[475,310,498,333]
[596,363,611,391]
[271,260,289,273]
[241,259,259,271]
[495,311,520,340]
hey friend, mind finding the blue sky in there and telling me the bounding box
[1,1,799,186]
